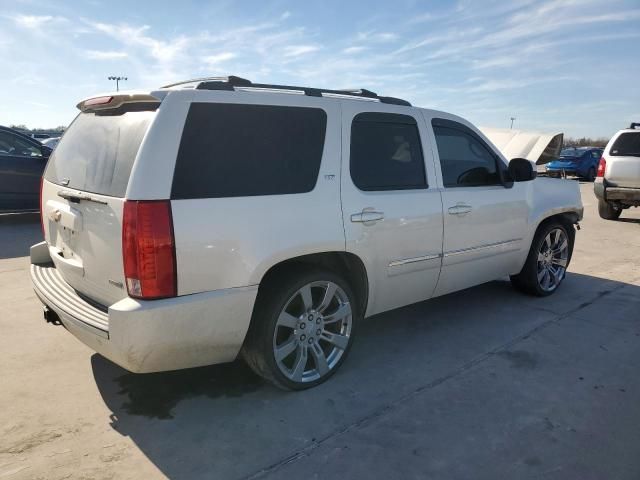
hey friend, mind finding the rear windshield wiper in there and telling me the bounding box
[57,190,108,205]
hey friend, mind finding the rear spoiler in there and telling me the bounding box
[76,92,163,112]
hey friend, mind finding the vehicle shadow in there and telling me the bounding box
[0,221,42,260]
[617,217,640,224]
[91,272,639,480]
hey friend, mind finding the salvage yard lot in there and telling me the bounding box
[1,182,639,480]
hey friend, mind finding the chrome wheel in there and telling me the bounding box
[272,281,352,383]
[536,228,569,292]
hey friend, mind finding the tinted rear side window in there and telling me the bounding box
[350,112,427,191]
[610,133,640,157]
[44,111,155,197]
[171,103,327,199]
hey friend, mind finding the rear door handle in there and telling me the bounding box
[351,208,384,224]
[448,203,472,215]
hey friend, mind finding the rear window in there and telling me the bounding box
[610,132,640,157]
[44,111,155,197]
[171,103,327,199]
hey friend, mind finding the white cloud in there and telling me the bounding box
[280,11,291,20]
[203,52,236,65]
[357,31,398,43]
[342,46,367,54]
[283,44,320,57]
[11,15,55,29]
[84,50,128,60]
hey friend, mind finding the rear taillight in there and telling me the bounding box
[39,177,44,237]
[122,200,177,299]
[597,157,606,177]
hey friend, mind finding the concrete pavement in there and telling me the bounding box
[0,182,638,480]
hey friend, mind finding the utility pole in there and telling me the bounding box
[108,76,128,92]
[510,117,516,129]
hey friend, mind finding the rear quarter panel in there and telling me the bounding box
[167,92,344,295]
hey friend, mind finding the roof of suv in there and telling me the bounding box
[158,75,412,107]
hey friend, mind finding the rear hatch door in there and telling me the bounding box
[607,132,640,188]
[42,105,157,306]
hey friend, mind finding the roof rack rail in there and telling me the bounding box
[630,122,640,129]
[168,75,411,106]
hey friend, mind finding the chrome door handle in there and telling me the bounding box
[351,208,384,224]
[448,203,472,215]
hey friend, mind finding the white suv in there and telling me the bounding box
[594,123,640,220]
[30,76,583,390]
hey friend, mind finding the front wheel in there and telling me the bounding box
[511,221,574,296]
[242,269,357,390]
[598,199,622,220]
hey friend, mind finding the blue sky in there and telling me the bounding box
[1,0,638,138]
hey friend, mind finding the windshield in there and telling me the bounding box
[44,110,155,197]
[559,147,586,157]
[610,132,640,157]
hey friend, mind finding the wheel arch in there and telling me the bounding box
[254,251,370,319]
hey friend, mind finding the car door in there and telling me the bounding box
[0,130,47,210]
[340,103,443,317]
[425,115,529,297]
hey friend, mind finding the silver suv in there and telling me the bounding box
[31,76,582,390]
[594,123,640,219]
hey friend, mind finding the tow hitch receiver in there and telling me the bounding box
[44,306,62,325]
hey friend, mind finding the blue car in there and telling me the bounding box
[545,147,603,181]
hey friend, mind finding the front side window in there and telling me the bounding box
[172,103,327,199]
[0,131,42,157]
[349,112,427,191]
[432,119,502,188]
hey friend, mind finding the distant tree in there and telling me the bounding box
[563,137,609,148]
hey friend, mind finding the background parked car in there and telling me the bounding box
[594,123,640,220]
[41,137,60,150]
[31,133,51,141]
[545,146,603,181]
[0,125,51,211]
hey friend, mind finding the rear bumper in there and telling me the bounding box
[594,180,640,203]
[30,241,258,373]
[545,167,582,177]
[605,187,640,202]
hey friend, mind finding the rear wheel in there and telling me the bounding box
[511,221,573,296]
[243,268,357,390]
[598,199,622,220]
[585,167,596,182]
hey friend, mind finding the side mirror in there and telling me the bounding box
[508,158,537,182]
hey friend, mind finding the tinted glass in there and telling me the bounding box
[44,111,155,197]
[0,131,42,157]
[171,103,326,199]
[350,113,426,191]
[610,133,640,157]
[591,150,602,159]
[433,124,501,187]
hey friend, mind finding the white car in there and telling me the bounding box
[30,76,583,390]
[594,123,640,219]
[40,137,60,150]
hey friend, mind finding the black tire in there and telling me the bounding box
[242,267,358,391]
[598,199,622,220]
[585,167,596,182]
[510,220,574,297]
